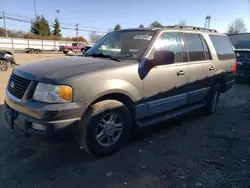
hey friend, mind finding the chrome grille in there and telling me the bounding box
[7,74,31,99]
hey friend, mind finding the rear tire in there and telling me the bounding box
[78,100,131,157]
[202,83,220,115]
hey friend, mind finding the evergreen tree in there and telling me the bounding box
[30,15,50,36]
[53,18,61,37]
[114,24,121,31]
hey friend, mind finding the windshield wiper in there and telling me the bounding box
[87,53,121,62]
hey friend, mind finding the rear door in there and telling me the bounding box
[182,33,215,104]
[209,35,236,87]
[142,32,189,117]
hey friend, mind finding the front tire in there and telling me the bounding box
[78,100,131,157]
[0,60,8,71]
[202,83,220,115]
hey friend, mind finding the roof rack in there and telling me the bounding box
[164,25,217,33]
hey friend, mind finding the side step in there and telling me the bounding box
[137,101,206,127]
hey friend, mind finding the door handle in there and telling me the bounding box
[209,66,215,71]
[177,70,185,76]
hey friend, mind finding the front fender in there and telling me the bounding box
[79,79,141,104]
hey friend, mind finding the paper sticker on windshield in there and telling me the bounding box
[133,35,152,41]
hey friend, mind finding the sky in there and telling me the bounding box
[1,0,250,39]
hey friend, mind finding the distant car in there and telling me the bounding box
[235,49,250,82]
[24,48,42,54]
[0,50,18,71]
[59,42,87,54]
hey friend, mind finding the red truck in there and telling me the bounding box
[59,42,89,54]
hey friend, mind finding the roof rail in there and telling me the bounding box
[164,25,217,33]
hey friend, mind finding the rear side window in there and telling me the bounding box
[200,35,212,60]
[209,35,235,60]
[183,33,206,61]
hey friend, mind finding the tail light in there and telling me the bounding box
[232,61,237,74]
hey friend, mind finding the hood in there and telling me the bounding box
[14,56,128,81]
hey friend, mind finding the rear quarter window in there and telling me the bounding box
[209,35,235,60]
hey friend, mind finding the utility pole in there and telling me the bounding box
[33,0,37,18]
[3,11,8,37]
[76,23,79,43]
[55,9,60,19]
[205,15,211,29]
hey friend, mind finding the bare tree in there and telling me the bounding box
[89,31,102,43]
[179,20,187,26]
[227,18,247,34]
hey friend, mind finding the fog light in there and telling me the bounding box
[32,123,46,131]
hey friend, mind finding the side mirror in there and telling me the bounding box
[150,50,175,68]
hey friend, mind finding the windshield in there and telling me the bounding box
[235,51,250,59]
[86,30,155,61]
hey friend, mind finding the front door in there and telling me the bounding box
[142,32,189,117]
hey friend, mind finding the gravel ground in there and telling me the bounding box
[0,84,250,188]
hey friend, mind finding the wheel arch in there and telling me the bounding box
[89,92,137,122]
[214,77,226,93]
[0,57,8,62]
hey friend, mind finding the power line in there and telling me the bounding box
[5,13,32,20]
[4,16,32,24]
[2,11,110,32]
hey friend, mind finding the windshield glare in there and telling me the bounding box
[86,30,155,61]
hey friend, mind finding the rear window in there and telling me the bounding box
[235,51,250,59]
[209,35,235,60]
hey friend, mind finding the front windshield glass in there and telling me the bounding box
[86,30,155,61]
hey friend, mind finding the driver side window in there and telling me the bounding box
[150,32,183,63]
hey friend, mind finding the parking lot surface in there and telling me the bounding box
[0,83,250,188]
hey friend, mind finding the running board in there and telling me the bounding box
[137,101,206,127]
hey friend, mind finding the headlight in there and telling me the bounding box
[33,83,72,103]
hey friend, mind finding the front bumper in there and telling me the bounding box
[4,91,88,137]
